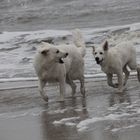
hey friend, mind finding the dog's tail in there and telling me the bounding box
[137,64,140,82]
[72,29,86,57]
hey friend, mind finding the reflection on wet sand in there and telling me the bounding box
[109,91,131,107]
[41,97,89,140]
[0,79,140,140]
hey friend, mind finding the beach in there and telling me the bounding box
[0,77,140,140]
[0,0,140,139]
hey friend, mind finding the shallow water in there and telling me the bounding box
[0,79,140,140]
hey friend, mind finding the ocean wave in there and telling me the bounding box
[0,23,140,80]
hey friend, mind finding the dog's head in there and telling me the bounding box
[92,41,108,65]
[39,42,68,64]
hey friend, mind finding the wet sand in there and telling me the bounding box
[0,76,140,140]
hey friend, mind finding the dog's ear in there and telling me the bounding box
[41,49,49,56]
[40,42,51,55]
[103,41,108,51]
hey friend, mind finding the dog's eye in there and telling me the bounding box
[100,52,103,55]
[95,52,97,55]
[56,50,59,53]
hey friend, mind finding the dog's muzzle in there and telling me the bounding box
[95,57,103,64]
[59,53,69,64]
[59,58,64,63]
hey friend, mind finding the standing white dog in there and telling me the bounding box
[33,29,86,102]
[92,41,140,92]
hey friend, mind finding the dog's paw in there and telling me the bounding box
[113,83,119,88]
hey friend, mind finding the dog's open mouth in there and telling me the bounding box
[59,58,64,64]
[96,59,103,64]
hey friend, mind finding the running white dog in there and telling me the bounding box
[33,29,86,102]
[92,41,140,92]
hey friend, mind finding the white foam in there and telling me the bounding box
[24,30,70,42]
[111,125,136,132]
[0,77,37,82]
[77,113,130,132]
[65,122,76,126]
[77,99,140,132]
[53,117,80,126]
[48,109,68,115]
[77,117,103,129]
[78,126,88,132]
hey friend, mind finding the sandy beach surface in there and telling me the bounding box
[0,75,140,140]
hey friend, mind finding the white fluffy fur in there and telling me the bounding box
[92,41,140,92]
[34,29,86,102]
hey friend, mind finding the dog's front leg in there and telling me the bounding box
[137,64,140,82]
[38,79,48,102]
[107,74,118,88]
[117,71,124,93]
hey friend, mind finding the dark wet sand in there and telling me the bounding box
[0,77,140,140]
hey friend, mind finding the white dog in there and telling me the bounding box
[92,41,140,92]
[33,29,86,102]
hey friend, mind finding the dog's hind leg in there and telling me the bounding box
[123,66,130,86]
[38,79,48,102]
[128,59,140,82]
[66,74,76,96]
[79,76,85,97]
[137,64,140,82]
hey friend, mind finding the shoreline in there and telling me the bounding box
[0,78,140,140]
